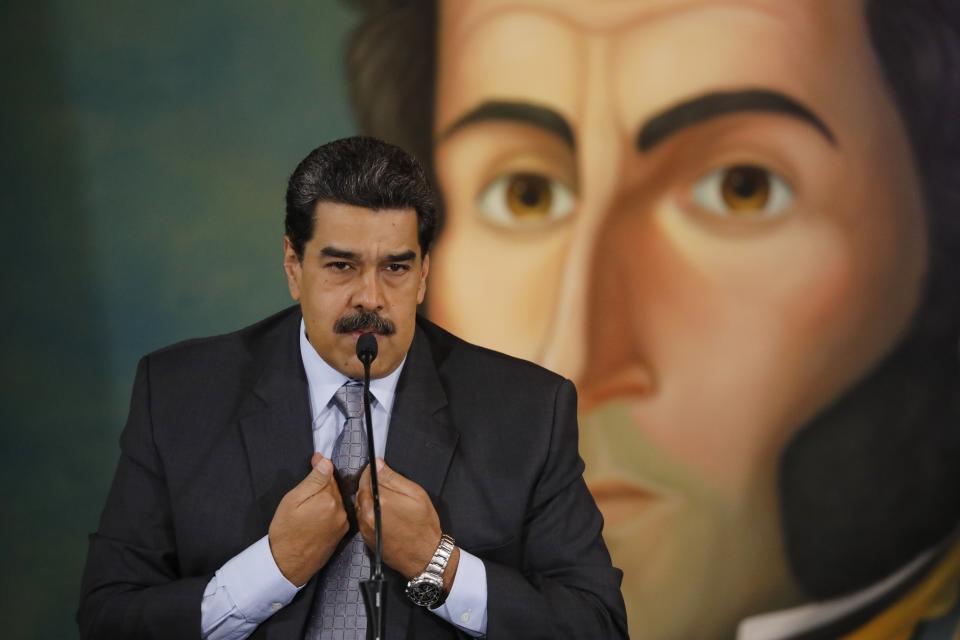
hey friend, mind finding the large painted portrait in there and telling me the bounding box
[341,1,960,637]
[9,0,959,637]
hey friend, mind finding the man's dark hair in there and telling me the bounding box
[284,135,438,259]
[343,0,960,603]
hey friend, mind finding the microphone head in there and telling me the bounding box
[356,333,378,365]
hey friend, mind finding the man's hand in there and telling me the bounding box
[268,453,349,587]
[356,459,460,590]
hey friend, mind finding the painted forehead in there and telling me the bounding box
[437,0,867,146]
[441,0,827,33]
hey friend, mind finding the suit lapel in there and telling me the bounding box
[385,324,459,500]
[236,308,318,639]
[384,324,460,638]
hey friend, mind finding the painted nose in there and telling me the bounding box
[580,194,658,410]
[538,232,592,382]
[539,193,657,412]
[538,54,655,405]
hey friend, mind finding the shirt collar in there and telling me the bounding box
[299,318,405,416]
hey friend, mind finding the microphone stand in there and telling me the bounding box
[357,334,386,640]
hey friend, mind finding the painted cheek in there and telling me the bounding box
[432,213,570,360]
[584,203,867,491]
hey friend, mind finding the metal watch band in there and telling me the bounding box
[405,533,456,608]
[425,533,455,579]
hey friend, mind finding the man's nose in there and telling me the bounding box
[352,268,384,311]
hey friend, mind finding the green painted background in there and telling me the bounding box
[1,3,358,637]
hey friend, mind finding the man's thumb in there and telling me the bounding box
[307,455,334,486]
[375,459,408,492]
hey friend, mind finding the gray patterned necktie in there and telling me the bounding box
[306,381,370,640]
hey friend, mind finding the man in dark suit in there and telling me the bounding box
[77,136,627,639]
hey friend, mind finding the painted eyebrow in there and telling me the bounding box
[320,246,358,260]
[438,100,576,149]
[636,89,837,152]
[383,250,417,262]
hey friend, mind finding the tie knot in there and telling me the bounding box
[332,382,364,420]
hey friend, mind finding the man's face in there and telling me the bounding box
[284,202,428,380]
[430,0,927,635]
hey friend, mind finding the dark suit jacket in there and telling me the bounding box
[78,306,627,639]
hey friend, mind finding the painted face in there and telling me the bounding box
[430,0,927,636]
[284,202,429,380]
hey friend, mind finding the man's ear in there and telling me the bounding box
[282,236,302,301]
[417,253,430,304]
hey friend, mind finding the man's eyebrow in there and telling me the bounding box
[636,89,837,152]
[438,100,576,149]
[320,246,358,260]
[383,250,417,262]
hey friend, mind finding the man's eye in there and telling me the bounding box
[691,165,793,217]
[476,172,575,228]
[385,263,410,273]
[327,262,351,271]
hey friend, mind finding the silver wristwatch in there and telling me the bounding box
[405,533,455,609]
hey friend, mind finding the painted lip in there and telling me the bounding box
[588,478,661,527]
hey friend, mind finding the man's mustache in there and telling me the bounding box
[333,309,396,336]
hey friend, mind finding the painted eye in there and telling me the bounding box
[691,165,792,217]
[477,172,575,228]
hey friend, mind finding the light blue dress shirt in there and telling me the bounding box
[199,321,488,639]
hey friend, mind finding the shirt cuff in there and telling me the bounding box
[214,534,301,625]
[430,548,488,636]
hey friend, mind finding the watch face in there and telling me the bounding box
[406,579,442,607]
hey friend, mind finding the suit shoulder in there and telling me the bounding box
[417,315,567,389]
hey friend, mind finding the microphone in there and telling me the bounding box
[357,332,378,366]
[356,333,385,640]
